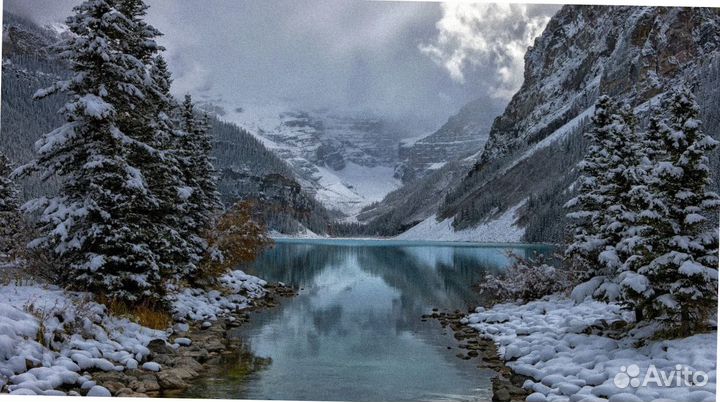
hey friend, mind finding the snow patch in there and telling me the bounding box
[465,296,716,402]
[396,201,526,243]
[169,270,267,322]
[0,270,268,395]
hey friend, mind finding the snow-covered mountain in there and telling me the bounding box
[397,98,503,182]
[0,14,334,235]
[201,102,414,219]
[5,6,719,243]
[366,6,720,242]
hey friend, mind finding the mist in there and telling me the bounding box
[4,0,559,132]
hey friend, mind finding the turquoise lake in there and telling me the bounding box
[185,239,554,401]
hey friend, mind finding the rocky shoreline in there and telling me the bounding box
[425,309,530,402]
[79,283,296,398]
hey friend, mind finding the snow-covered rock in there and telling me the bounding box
[465,296,717,402]
[141,362,161,372]
[174,337,192,347]
[87,385,111,397]
[169,269,267,322]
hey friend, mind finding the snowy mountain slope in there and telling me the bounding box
[203,102,408,218]
[440,6,720,239]
[358,159,472,235]
[395,201,526,243]
[397,98,503,182]
[370,6,720,243]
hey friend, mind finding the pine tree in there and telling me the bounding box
[565,96,626,300]
[178,94,223,281]
[110,0,197,289]
[596,104,643,272]
[195,110,223,218]
[146,55,198,281]
[16,0,165,302]
[615,111,668,322]
[641,87,720,335]
[0,153,23,265]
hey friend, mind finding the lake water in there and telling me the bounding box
[185,239,553,401]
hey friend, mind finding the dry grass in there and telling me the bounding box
[97,295,173,330]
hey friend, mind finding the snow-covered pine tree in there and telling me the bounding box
[642,86,720,335]
[615,111,669,322]
[116,0,162,63]
[597,104,643,271]
[106,0,200,288]
[178,94,223,281]
[16,0,165,302]
[565,96,625,299]
[0,153,23,265]
[195,110,223,218]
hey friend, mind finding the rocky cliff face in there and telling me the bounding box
[441,5,720,239]
[371,6,720,241]
[480,6,720,164]
[397,98,502,182]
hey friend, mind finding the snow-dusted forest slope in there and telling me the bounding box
[364,6,720,243]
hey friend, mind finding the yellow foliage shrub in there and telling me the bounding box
[199,201,272,281]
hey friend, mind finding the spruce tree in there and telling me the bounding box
[112,0,196,288]
[641,87,719,335]
[0,153,22,265]
[195,110,223,218]
[16,0,164,302]
[146,55,197,281]
[615,112,668,322]
[565,96,625,299]
[596,104,643,273]
[178,95,223,280]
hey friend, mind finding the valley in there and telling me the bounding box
[3,6,719,243]
[1,3,718,402]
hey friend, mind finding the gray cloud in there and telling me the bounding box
[420,3,559,99]
[4,0,560,131]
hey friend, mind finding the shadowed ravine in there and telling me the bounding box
[183,239,553,401]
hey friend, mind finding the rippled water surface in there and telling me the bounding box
[185,239,552,401]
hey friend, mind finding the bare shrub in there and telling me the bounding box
[14,222,64,285]
[477,252,574,304]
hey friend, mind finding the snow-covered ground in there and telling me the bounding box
[396,201,526,243]
[0,269,267,396]
[0,284,166,396]
[170,270,267,322]
[464,296,716,402]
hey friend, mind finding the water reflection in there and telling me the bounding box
[185,240,552,401]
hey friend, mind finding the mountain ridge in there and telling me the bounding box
[365,5,720,242]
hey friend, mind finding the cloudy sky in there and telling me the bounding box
[5,0,559,130]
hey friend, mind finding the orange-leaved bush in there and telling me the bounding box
[199,201,272,282]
